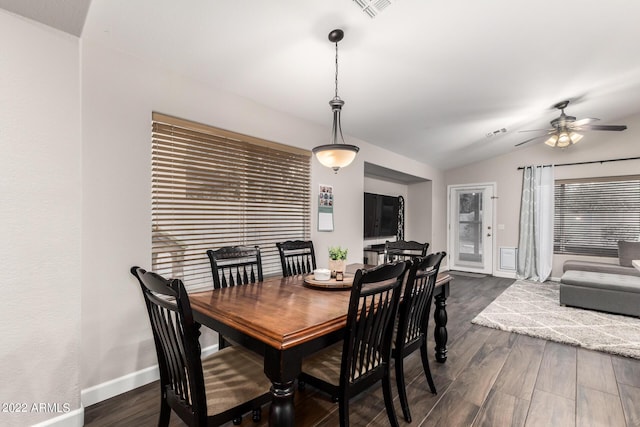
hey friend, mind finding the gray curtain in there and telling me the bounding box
[517,165,554,281]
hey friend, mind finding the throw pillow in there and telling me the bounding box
[618,240,640,267]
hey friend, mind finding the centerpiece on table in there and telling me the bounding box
[328,246,348,279]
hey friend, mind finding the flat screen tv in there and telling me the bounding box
[364,192,400,238]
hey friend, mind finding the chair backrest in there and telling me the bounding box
[341,261,408,391]
[384,240,429,263]
[276,240,317,277]
[206,246,263,289]
[130,266,208,424]
[396,252,446,350]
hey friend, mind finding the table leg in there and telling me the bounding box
[268,381,295,427]
[434,293,448,363]
[264,347,297,427]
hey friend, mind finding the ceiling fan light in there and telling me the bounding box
[544,134,559,147]
[313,144,359,172]
[569,132,583,144]
[556,131,571,148]
[520,101,627,148]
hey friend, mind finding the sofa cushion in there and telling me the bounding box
[561,270,640,294]
[563,260,640,277]
[560,271,640,317]
[618,241,640,267]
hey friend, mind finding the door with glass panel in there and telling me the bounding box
[448,184,494,274]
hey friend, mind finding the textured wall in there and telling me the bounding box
[0,10,81,426]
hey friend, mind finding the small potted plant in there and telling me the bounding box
[328,246,348,278]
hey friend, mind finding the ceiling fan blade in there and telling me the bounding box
[579,124,627,131]
[515,135,546,147]
[518,128,553,133]
[572,117,599,127]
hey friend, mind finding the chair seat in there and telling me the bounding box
[203,346,272,415]
[301,343,343,386]
[302,342,382,386]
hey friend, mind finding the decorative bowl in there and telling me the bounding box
[313,268,331,281]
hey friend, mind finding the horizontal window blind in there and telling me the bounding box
[151,113,311,290]
[554,175,640,257]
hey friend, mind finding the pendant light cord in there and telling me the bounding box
[334,41,339,99]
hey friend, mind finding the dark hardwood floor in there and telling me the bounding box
[84,274,640,426]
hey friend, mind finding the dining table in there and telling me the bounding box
[189,264,452,427]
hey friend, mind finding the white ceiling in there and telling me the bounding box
[0,0,90,36]
[4,0,640,170]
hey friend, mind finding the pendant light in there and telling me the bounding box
[312,29,359,173]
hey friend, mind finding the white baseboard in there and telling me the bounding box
[81,344,218,407]
[444,267,517,280]
[493,270,517,279]
[31,407,84,427]
[493,271,561,282]
[81,365,160,408]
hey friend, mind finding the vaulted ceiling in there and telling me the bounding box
[3,0,640,169]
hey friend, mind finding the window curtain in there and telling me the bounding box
[517,165,555,281]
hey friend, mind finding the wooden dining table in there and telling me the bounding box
[189,265,452,427]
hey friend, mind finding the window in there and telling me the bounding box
[554,175,640,257]
[151,113,311,290]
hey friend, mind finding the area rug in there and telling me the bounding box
[471,280,640,359]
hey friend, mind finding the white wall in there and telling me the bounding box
[80,38,446,398]
[445,115,640,278]
[0,11,82,427]
[363,176,408,199]
[407,181,435,251]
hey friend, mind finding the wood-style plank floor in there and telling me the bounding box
[84,274,640,426]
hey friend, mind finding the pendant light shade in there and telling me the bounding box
[312,143,359,170]
[313,29,359,173]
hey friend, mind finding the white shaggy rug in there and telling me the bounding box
[471,280,640,359]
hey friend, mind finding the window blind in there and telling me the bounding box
[554,175,640,257]
[151,113,311,290]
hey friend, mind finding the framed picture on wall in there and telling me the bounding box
[318,184,334,231]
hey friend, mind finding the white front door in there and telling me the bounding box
[448,184,495,274]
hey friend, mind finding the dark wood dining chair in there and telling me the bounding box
[276,240,317,277]
[383,239,429,263]
[130,266,271,426]
[206,245,263,289]
[206,245,263,349]
[392,251,446,422]
[299,261,409,427]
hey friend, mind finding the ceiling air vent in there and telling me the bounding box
[353,0,394,18]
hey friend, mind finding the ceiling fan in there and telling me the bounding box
[515,100,627,148]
